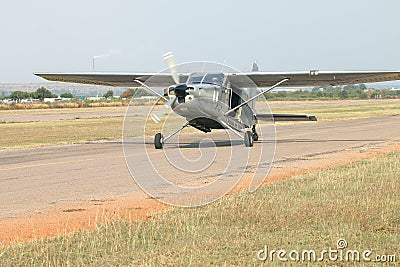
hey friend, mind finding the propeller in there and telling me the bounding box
[151,52,180,123]
[151,95,176,123]
[163,52,180,84]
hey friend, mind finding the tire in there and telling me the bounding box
[244,131,253,147]
[154,133,163,149]
[252,132,259,142]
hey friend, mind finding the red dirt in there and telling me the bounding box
[1,144,399,246]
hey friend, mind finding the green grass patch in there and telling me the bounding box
[1,151,399,266]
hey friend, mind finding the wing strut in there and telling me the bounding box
[224,78,289,116]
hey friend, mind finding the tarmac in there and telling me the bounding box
[0,115,399,219]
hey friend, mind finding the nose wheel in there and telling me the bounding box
[244,131,254,147]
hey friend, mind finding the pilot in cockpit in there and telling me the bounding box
[212,77,220,86]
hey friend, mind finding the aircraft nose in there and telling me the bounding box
[173,84,188,103]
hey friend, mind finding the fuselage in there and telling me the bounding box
[168,72,256,132]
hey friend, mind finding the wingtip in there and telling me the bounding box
[309,115,318,121]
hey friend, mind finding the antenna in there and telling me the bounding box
[92,57,95,71]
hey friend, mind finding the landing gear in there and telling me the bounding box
[252,132,258,142]
[244,131,254,147]
[154,133,163,149]
[154,121,190,149]
[252,125,259,141]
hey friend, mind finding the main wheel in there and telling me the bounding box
[244,131,253,147]
[252,125,259,141]
[154,133,163,149]
[252,132,259,142]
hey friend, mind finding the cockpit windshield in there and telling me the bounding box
[187,73,225,86]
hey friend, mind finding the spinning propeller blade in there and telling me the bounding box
[151,52,180,123]
[151,96,176,123]
[163,52,179,84]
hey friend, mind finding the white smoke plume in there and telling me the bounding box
[93,49,120,59]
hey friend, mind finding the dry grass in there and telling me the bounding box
[86,102,125,107]
[0,101,129,110]
[0,117,125,149]
[0,106,127,116]
[0,150,398,266]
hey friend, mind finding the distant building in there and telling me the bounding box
[139,96,158,100]
[43,96,62,103]
[87,95,105,101]
[1,99,15,104]
[44,98,55,103]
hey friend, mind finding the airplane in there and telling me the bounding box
[35,53,400,149]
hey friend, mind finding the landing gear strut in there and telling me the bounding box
[154,121,190,149]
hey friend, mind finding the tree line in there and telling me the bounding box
[0,87,156,101]
[265,84,400,100]
[2,85,399,102]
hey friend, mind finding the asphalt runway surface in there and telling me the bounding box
[0,115,399,218]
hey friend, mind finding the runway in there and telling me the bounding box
[0,115,399,219]
[0,99,398,123]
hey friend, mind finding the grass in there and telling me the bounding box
[0,117,125,149]
[0,151,399,266]
[0,101,399,149]
[0,101,129,110]
[0,106,129,116]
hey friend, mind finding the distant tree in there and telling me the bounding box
[103,90,114,99]
[34,87,56,100]
[60,92,74,98]
[120,89,135,99]
[276,91,288,98]
[343,84,357,90]
[359,92,368,99]
[358,84,367,90]
[315,91,324,98]
[10,91,32,100]
[338,90,349,99]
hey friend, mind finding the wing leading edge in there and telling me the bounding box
[35,70,400,88]
[34,72,188,88]
[229,70,400,88]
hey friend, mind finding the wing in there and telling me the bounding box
[34,72,189,88]
[35,70,400,88]
[228,70,400,88]
[257,114,317,122]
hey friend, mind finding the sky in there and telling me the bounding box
[1,0,400,83]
